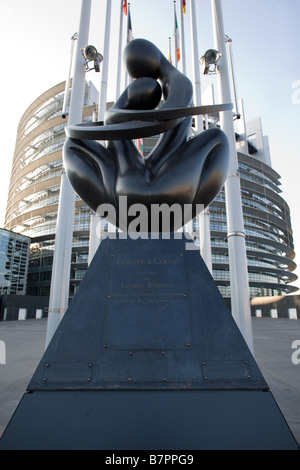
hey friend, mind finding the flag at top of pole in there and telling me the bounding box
[173,1,180,66]
[127,3,133,43]
[138,138,144,157]
[123,0,127,15]
[180,0,186,75]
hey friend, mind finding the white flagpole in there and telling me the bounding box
[46,0,92,348]
[190,0,203,133]
[211,0,254,352]
[88,0,112,265]
[124,3,133,87]
[98,0,112,122]
[125,3,132,87]
[168,36,172,64]
[180,0,186,75]
[173,1,179,69]
[116,0,124,101]
[190,0,212,273]
[180,1,188,230]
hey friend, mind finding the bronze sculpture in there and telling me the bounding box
[64,38,230,232]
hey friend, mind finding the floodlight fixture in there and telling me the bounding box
[81,45,103,73]
[200,49,221,75]
[82,45,98,61]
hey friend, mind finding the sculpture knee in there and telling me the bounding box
[192,128,230,207]
[63,138,107,213]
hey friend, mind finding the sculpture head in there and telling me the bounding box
[123,38,161,79]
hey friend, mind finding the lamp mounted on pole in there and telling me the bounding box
[81,45,103,72]
[45,0,92,349]
[88,0,112,264]
[190,0,212,273]
[210,0,254,353]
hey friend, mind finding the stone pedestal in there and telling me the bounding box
[0,236,298,450]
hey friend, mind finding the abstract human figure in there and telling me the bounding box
[64,38,230,231]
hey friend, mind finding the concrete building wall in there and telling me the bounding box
[250,295,300,320]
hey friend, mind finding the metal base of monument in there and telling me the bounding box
[0,235,298,450]
[1,389,298,450]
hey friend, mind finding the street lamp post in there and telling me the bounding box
[190,0,212,272]
[88,0,112,264]
[211,0,254,352]
[45,0,92,348]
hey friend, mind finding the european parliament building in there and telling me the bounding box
[4,81,298,301]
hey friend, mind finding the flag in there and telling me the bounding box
[183,0,186,14]
[174,4,180,63]
[127,3,132,43]
[123,0,127,15]
[138,138,144,157]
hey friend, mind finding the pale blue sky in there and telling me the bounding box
[0,0,299,285]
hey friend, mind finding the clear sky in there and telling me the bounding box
[0,0,299,287]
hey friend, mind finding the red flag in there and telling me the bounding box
[183,0,186,14]
[123,0,127,15]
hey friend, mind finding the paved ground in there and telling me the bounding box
[0,317,299,446]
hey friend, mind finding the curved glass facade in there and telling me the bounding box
[5,81,98,297]
[4,82,298,299]
[208,150,298,297]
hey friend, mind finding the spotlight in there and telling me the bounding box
[81,45,103,73]
[82,45,98,61]
[200,49,221,75]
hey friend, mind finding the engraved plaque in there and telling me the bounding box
[128,351,167,382]
[42,363,92,385]
[202,361,251,381]
[103,252,191,349]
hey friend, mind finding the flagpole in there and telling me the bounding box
[211,0,254,352]
[88,0,112,265]
[98,0,111,122]
[180,0,188,232]
[190,0,212,273]
[190,0,203,133]
[116,0,124,101]
[173,1,179,69]
[46,0,92,348]
[168,36,172,64]
[125,2,132,87]
[127,3,132,43]
[180,0,186,75]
